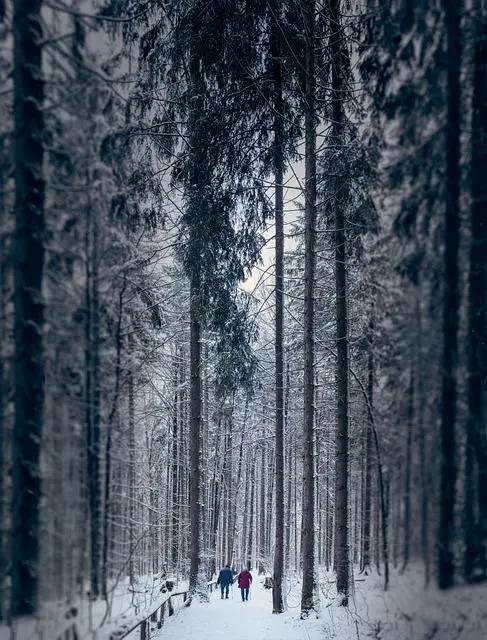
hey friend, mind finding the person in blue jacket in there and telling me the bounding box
[216,564,233,599]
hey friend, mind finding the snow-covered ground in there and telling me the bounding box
[157,568,487,640]
[2,566,487,639]
[156,580,322,640]
[0,573,183,640]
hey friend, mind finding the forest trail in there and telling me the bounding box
[156,583,320,640]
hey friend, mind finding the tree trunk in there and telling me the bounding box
[416,288,430,585]
[247,453,255,570]
[128,358,135,585]
[301,0,317,617]
[189,273,202,593]
[209,415,223,578]
[171,347,180,572]
[0,223,6,619]
[271,10,285,613]
[102,279,125,597]
[438,0,462,590]
[326,444,333,571]
[361,314,374,574]
[231,403,247,567]
[284,360,291,571]
[86,199,102,599]
[266,456,274,562]
[241,455,250,568]
[259,445,266,573]
[465,6,487,582]
[201,342,210,579]
[330,0,350,604]
[401,369,414,572]
[11,0,45,616]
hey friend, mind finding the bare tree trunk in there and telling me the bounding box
[11,0,45,615]
[294,428,299,572]
[271,10,285,612]
[326,444,333,571]
[416,288,430,585]
[86,200,102,599]
[330,0,350,604]
[102,279,125,597]
[241,455,250,568]
[465,6,487,582]
[0,224,6,619]
[128,359,135,585]
[355,362,389,590]
[201,342,210,578]
[231,402,247,566]
[171,348,180,572]
[353,485,359,565]
[259,445,266,573]
[247,452,256,570]
[189,273,202,593]
[401,370,414,572]
[392,472,400,569]
[266,456,274,561]
[438,0,462,590]
[361,314,374,574]
[209,416,223,578]
[301,0,317,617]
[284,361,291,571]
[225,405,234,565]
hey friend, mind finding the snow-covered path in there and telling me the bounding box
[155,583,321,640]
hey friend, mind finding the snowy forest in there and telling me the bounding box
[1,0,487,638]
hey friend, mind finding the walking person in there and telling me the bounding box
[216,564,233,599]
[237,567,252,602]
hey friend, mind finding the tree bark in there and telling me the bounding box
[401,369,414,572]
[0,215,6,620]
[230,402,247,567]
[189,273,202,593]
[416,287,430,585]
[128,356,135,585]
[247,452,256,570]
[271,9,285,612]
[438,0,462,590]
[284,360,291,570]
[361,314,374,574]
[11,0,45,616]
[259,445,266,573]
[209,415,223,578]
[171,347,180,572]
[102,279,125,597]
[465,5,487,582]
[301,0,317,617]
[85,199,102,599]
[330,0,350,603]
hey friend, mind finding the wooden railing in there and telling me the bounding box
[55,581,218,640]
[110,588,188,640]
[110,581,218,640]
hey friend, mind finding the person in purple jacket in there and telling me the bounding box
[216,564,233,599]
[237,568,252,602]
